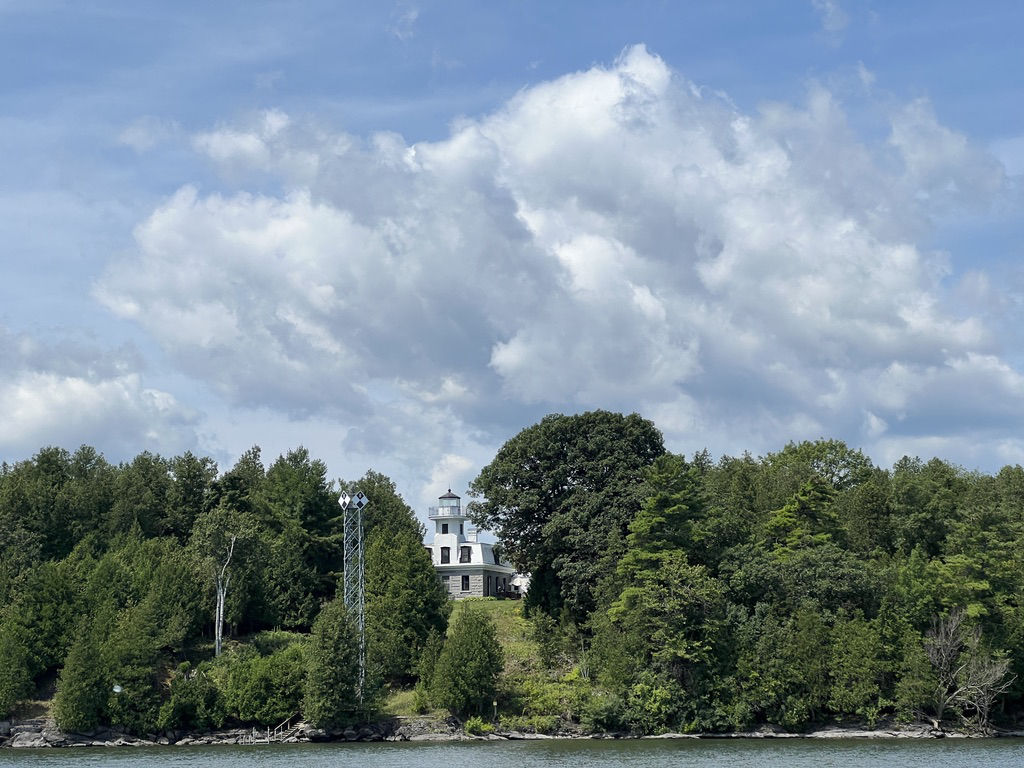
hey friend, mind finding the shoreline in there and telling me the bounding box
[3,716,1023,748]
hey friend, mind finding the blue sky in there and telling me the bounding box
[2,0,1022,516]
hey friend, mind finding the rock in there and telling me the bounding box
[9,731,47,748]
[647,733,698,739]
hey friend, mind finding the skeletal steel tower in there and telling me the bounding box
[339,490,368,698]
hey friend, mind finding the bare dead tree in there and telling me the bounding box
[924,608,968,724]
[954,630,1014,733]
[214,535,237,657]
[924,608,1014,733]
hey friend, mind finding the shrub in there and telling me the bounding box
[464,715,494,735]
[303,598,360,729]
[223,644,306,724]
[581,691,626,733]
[158,663,226,731]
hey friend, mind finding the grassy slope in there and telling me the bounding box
[385,599,586,730]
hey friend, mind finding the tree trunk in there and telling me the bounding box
[214,535,237,657]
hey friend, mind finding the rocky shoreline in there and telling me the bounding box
[2,716,1021,748]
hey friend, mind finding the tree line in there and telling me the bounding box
[3,410,1024,735]
[0,445,459,732]
[469,411,1024,733]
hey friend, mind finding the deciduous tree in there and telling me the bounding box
[469,410,664,621]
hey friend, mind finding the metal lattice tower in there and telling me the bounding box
[339,490,368,698]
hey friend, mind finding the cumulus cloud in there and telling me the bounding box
[0,327,201,460]
[96,45,1020,481]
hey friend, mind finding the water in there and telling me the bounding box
[0,739,1022,768]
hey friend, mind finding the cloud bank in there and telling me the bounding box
[0,328,199,461]
[94,45,1020,490]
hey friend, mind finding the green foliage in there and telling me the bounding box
[581,691,627,732]
[103,604,163,735]
[827,615,889,725]
[221,642,305,724]
[623,670,683,734]
[464,715,493,735]
[53,625,107,732]
[6,429,1024,735]
[431,608,502,715]
[303,598,360,728]
[158,663,227,731]
[364,500,450,685]
[0,619,33,716]
[469,410,665,622]
[500,714,559,733]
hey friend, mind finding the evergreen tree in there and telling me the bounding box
[431,608,502,715]
[303,598,360,728]
[365,513,450,685]
[53,621,108,732]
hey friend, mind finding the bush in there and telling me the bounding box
[464,715,494,735]
[412,681,432,714]
[431,609,502,715]
[581,691,626,733]
[158,663,226,731]
[223,644,305,724]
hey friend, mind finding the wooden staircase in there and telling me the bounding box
[240,713,304,744]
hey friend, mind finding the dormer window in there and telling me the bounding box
[441,547,450,564]
[460,546,471,563]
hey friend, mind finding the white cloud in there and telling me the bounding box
[95,45,1022,489]
[889,99,1007,212]
[0,328,200,461]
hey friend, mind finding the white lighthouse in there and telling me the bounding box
[425,489,517,598]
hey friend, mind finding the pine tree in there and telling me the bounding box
[431,608,502,715]
[303,598,360,728]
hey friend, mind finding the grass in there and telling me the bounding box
[383,688,421,717]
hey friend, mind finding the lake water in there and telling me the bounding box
[1,738,1023,768]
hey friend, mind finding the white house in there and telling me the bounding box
[424,490,519,599]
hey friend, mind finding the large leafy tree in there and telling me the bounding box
[469,410,665,621]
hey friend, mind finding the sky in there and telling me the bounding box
[2,0,1023,520]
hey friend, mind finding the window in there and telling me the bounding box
[441,523,449,534]
[441,575,450,591]
[440,547,450,564]
[460,546,471,563]
[460,523,464,535]
[461,575,470,592]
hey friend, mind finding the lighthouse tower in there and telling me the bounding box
[426,489,516,598]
